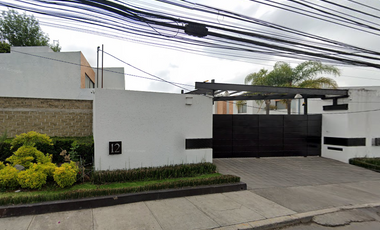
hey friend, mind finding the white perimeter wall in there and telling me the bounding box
[94,89,212,170]
[308,87,380,163]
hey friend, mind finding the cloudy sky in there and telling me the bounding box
[1,0,380,93]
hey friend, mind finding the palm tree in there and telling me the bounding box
[244,61,340,114]
[244,69,272,114]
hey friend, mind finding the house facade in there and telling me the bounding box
[214,98,299,115]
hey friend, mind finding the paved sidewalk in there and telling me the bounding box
[2,157,380,230]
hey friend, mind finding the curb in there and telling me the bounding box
[0,182,246,218]
[216,202,380,230]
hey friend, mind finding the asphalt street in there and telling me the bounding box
[276,207,380,230]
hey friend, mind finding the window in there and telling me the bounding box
[238,102,247,113]
[85,73,95,88]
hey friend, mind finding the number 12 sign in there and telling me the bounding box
[109,141,122,155]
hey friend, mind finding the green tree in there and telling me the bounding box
[0,9,61,51]
[244,61,340,114]
[49,42,61,52]
[243,69,272,114]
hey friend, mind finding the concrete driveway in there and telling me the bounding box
[213,156,380,189]
[215,156,380,214]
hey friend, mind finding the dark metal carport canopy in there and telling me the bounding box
[187,81,349,113]
[188,82,348,100]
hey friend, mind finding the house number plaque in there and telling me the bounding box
[109,141,122,155]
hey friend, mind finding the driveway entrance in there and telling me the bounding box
[214,157,380,190]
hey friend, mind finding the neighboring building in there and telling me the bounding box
[0,46,125,100]
[213,94,299,115]
[0,46,125,137]
[214,101,234,114]
[93,67,125,90]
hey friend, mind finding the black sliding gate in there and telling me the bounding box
[213,114,322,158]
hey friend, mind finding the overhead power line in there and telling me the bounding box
[9,47,380,114]
[1,0,380,69]
[101,50,192,91]
[10,49,194,90]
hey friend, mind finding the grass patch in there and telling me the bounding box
[91,162,217,184]
[349,157,380,172]
[0,173,220,199]
[0,173,241,206]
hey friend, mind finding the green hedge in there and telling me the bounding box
[0,175,240,205]
[0,137,94,165]
[92,163,217,184]
[349,158,380,172]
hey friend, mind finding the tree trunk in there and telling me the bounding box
[286,99,291,115]
[265,100,271,115]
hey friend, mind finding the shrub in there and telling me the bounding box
[349,158,380,172]
[54,162,79,188]
[6,146,51,168]
[0,141,12,162]
[69,141,80,162]
[11,131,53,150]
[0,161,5,170]
[76,142,94,165]
[0,130,7,150]
[0,164,19,189]
[36,162,56,180]
[17,164,47,189]
[1,136,94,165]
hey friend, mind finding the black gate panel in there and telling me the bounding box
[213,114,322,158]
[307,115,322,156]
[232,115,259,157]
[213,115,233,158]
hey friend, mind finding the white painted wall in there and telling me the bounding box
[92,67,125,90]
[0,46,93,100]
[312,87,380,163]
[94,89,213,170]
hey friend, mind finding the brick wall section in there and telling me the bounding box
[0,97,93,137]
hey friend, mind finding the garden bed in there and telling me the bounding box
[0,131,245,217]
[349,157,380,172]
[0,173,240,206]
